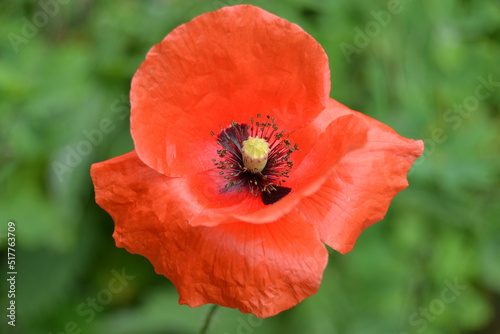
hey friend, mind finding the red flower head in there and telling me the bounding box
[91,5,423,318]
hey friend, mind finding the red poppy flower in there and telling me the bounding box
[91,5,423,318]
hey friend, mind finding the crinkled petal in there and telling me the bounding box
[130,5,330,176]
[187,114,368,227]
[90,151,328,318]
[295,98,424,254]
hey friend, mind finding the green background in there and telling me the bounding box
[1,0,499,333]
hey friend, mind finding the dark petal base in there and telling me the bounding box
[261,186,292,205]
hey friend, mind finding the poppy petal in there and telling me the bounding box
[130,5,330,176]
[296,98,424,254]
[187,114,368,227]
[91,151,328,318]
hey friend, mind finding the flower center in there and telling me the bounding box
[211,114,297,205]
[242,137,270,173]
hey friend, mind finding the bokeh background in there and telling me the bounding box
[1,0,499,333]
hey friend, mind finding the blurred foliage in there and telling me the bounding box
[1,0,500,333]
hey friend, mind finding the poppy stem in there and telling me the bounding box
[199,304,219,334]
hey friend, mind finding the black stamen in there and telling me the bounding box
[212,117,295,205]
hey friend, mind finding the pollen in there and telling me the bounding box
[242,137,270,173]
